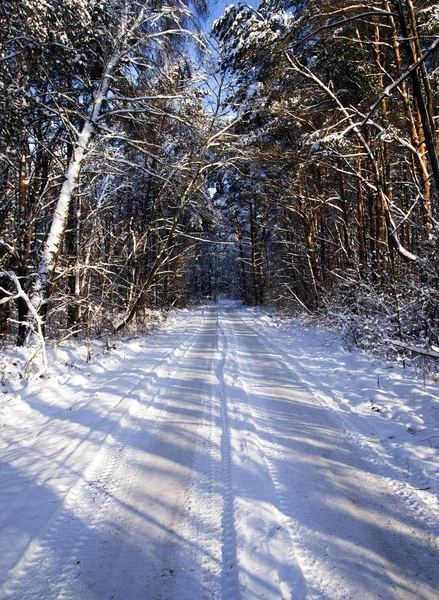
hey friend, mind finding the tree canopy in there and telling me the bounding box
[1,0,439,366]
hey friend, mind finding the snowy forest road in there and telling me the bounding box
[1,304,439,599]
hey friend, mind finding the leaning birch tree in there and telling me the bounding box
[31,0,208,317]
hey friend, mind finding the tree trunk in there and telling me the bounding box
[16,155,29,345]
[249,200,260,304]
[386,0,433,231]
[395,0,439,196]
[235,213,248,303]
[32,51,120,318]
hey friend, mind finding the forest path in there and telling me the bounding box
[0,303,438,599]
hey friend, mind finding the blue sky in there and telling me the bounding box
[204,0,234,28]
[204,0,258,29]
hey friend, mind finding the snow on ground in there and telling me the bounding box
[249,307,439,501]
[0,302,438,599]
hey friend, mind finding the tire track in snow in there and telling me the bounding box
[225,311,336,598]
[237,309,439,548]
[216,314,240,600]
[219,308,316,600]
[180,385,222,599]
[172,308,223,599]
[1,317,205,600]
[230,314,437,600]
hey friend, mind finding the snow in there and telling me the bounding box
[250,308,439,499]
[0,303,438,598]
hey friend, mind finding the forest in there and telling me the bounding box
[1,0,438,367]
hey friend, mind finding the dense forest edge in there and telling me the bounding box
[1,0,439,378]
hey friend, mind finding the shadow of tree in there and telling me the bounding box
[1,306,438,599]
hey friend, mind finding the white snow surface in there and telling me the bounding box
[0,302,438,599]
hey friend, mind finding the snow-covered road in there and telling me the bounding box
[1,304,438,599]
